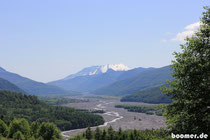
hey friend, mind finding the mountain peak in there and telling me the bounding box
[63,64,130,80]
[100,64,130,73]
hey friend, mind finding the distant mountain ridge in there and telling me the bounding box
[92,66,172,96]
[48,69,125,92]
[0,66,71,95]
[0,77,26,93]
[48,64,156,93]
[63,64,131,80]
[0,64,172,96]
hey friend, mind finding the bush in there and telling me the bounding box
[7,118,30,138]
[13,131,25,140]
[0,120,8,137]
[146,111,154,115]
[38,122,61,140]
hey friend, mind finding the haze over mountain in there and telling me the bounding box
[48,64,131,92]
[0,66,70,95]
[0,77,26,93]
[92,66,172,96]
[48,64,157,93]
[0,64,172,96]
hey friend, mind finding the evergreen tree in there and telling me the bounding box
[107,126,114,140]
[101,129,107,140]
[118,127,122,136]
[129,132,135,140]
[122,133,127,140]
[0,120,8,137]
[85,126,92,140]
[133,129,137,137]
[162,7,210,135]
[94,127,101,140]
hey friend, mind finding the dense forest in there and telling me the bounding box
[0,90,104,131]
[0,118,61,140]
[115,104,165,116]
[38,95,89,105]
[69,126,172,140]
[92,66,172,96]
[121,85,171,104]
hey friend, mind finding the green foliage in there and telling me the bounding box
[69,135,85,140]
[0,90,104,131]
[38,95,88,105]
[38,122,61,140]
[115,104,166,116]
[94,127,101,140]
[0,120,8,137]
[70,128,172,140]
[0,136,7,140]
[90,110,105,113]
[13,131,25,140]
[107,126,114,140]
[85,126,92,140]
[121,85,171,104]
[101,129,107,140]
[161,7,210,135]
[7,118,30,138]
[0,118,61,140]
[30,121,40,139]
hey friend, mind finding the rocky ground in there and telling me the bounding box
[61,96,166,140]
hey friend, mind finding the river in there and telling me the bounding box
[61,97,166,139]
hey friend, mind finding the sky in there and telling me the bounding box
[0,0,209,82]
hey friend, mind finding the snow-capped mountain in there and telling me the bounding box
[63,64,130,80]
[47,64,157,93]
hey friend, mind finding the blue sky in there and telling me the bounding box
[0,0,209,82]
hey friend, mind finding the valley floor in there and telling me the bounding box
[61,96,165,140]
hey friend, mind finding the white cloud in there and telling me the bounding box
[172,22,201,42]
[185,22,200,30]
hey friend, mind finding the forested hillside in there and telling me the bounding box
[0,67,71,95]
[48,69,125,92]
[121,85,171,104]
[115,104,165,116]
[0,78,26,93]
[0,90,104,131]
[93,66,172,96]
[48,68,153,92]
[48,66,155,93]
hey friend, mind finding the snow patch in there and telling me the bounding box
[63,64,130,80]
